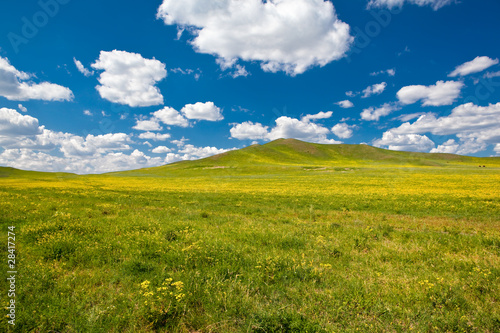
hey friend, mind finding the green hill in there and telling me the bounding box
[115,139,500,176]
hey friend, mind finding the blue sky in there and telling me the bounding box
[0,0,499,173]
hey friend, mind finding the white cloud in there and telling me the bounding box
[228,64,249,78]
[135,103,222,130]
[494,144,500,156]
[332,123,355,139]
[0,108,42,136]
[83,110,93,116]
[0,108,176,174]
[449,56,499,77]
[397,80,464,106]
[387,102,500,155]
[269,116,339,143]
[395,112,427,122]
[373,130,435,152]
[428,138,484,155]
[361,103,400,121]
[153,107,189,127]
[336,100,354,108]
[59,133,133,158]
[392,103,500,140]
[73,58,94,77]
[0,148,164,174]
[430,139,459,154]
[0,56,73,102]
[346,91,358,98]
[301,111,333,122]
[171,137,189,147]
[230,121,269,140]
[91,50,167,107]
[138,132,171,141]
[133,118,163,131]
[157,0,353,75]
[362,82,387,98]
[370,68,396,77]
[18,104,27,113]
[152,146,172,154]
[230,112,341,144]
[181,102,223,121]
[484,71,500,79]
[178,144,234,159]
[367,0,455,11]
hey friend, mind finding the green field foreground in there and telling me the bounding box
[1,140,500,332]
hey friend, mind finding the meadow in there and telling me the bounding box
[1,140,499,332]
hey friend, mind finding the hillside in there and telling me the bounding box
[115,139,500,176]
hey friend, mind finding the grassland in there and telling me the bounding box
[1,139,500,332]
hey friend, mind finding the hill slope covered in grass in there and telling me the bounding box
[114,138,500,177]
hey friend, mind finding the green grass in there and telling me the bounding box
[1,140,499,332]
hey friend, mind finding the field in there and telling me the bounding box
[1,139,500,332]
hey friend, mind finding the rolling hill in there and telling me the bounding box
[114,139,500,176]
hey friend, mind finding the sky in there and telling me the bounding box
[0,0,499,174]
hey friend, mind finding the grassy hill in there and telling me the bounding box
[114,138,500,177]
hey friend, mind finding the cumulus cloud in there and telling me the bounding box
[138,132,171,141]
[449,56,499,77]
[392,103,500,139]
[59,133,133,158]
[230,121,269,140]
[161,144,235,164]
[301,111,333,122]
[430,139,459,154]
[336,100,354,108]
[387,102,500,154]
[361,103,401,121]
[494,144,500,156]
[133,103,222,132]
[18,104,27,113]
[83,110,93,116]
[332,123,355,139]
[0,108,42,136]
[0,56,73,102]
[157,0,353,75]
[73,58,94,77]
[397,80,464,106]
[367,0,455,10]
[429,138,486,155]
[0,148,164,174]
[91,50,167,107]
[0,108,171,173]
[153,107,190,127]
[268,116,339,144]
[373,130,435,152]
[152,146,172,154]
[133,118,163,131]
[181,102,223,121]
[230,112,340,144]
[362,82,387,98]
